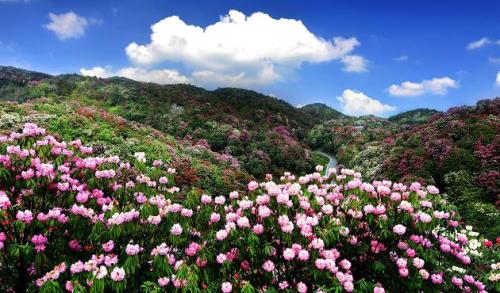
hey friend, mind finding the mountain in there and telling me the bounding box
[388,108,440,125]
[299,102,348,121]
[0,66,321,178]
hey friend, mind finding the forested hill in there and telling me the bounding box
[299,102,349,121]
[0,66,320,178]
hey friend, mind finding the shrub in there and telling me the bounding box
[0,124,498,292]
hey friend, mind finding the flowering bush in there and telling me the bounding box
[0,124,498,292]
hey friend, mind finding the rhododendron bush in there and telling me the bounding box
[0,124,498,292]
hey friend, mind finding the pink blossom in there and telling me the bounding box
[393,224,407,236]
[126,244,142,256]
[221,282,232,293]
[283,248,295,260]
[248,181,259,191]
[110,267,125,281]
[297,282,307,293]
[102,240,114,252]
[158,277,170,287]
[170,224,183,236]
[262,260,275,272]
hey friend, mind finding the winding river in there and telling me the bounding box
[315,150,338,170]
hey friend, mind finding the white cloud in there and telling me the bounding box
[388,77,458,96]
[393,55,408,62]
[80,66,190,84]
[466,37,500,50]
[489,57,500,65]
[124,10,364,86]
[80,66,111,78]
[341,55,368,72]
[44,11,91,40]
[119,67,190,84]
[337,89,396,116]
[496,71,500,87]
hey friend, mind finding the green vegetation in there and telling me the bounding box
[0,65,498,238]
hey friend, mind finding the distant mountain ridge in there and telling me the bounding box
[388,108,440,125]
[299,103,348,121]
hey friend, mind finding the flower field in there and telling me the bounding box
[1,124,498,292]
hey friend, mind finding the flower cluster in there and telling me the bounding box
[0,124,498,292]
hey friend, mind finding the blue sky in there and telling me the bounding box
[1,0,499,116]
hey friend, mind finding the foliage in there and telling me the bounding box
[1,124,498,293]
[309,98,500,238]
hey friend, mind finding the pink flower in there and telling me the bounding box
[262,260,275,272]
[237,216,250,228]
[412,258,425,269]
[283,248,295,260]
[0,191,11,209]
[210,212,221,223]
[214,196,226,205]
[431,274,443,284]
[252,224,264,235]
[158,277,170,287]
[279,281,289,289]
[16,210,33,224]
[170,224,183,236]
[373,285,385,293]
[339,259,351,270]
[76,191,89,203]
[297,282,307,293]
[298,249,310,261]
[126,244,142,256]
[248,181,259,191]
[200,194,212,204]
[229,191,239,199]
[65,281,74,292]
[221,282,232,293]
[344,281,354,292]
[110,267,125,281]
[258,206,272,218]
[406,248,416,258]
[399,268,409,277]
[393,224,406,236]
[419,269,429,280]
[216,229,228,241]
[315,258,327,270]
[451,276,463,286]
[68,240,82,251]
[102,240,114,252]
[31,234,48,252]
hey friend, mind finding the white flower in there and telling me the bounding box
[451,266,466,273]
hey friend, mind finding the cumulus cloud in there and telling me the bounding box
[496,71,500,87]
[123,10,364,86]
[341,55,368,73]
[79,66,190,84]
[466,37,500,50]
[80,66,111,78]
[337,89,396,116]
[388,77,458,97]
[44,11,99,40]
